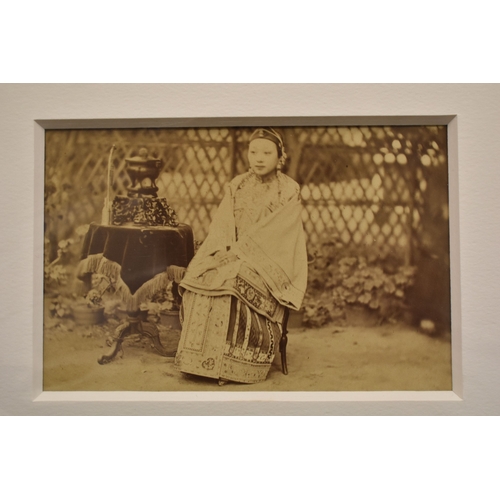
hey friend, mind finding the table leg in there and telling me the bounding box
[98,312,176,364]
[140,321,177,357]
[98,322,131,365]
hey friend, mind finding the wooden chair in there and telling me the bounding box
[279,308,290,375]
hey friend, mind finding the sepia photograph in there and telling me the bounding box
[43,124,452,392]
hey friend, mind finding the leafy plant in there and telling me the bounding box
[336,256,415,310]
[44,224,90,294]
[141,282,178,322]
[47,294,74,319]
[77,274,115,309]
[302,236,416,327]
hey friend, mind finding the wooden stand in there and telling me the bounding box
[98,310,175,365]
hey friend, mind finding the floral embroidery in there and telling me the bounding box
[201,358,215,370]
[235,276,278,316]
[233,172,295,237]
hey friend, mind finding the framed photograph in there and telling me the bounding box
[2,84,498,415]
[39,120,458,400]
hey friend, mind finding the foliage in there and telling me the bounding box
[142,282,178,322]
[79,275,114,309]
[44,224,89,293]
[47,294,74,319]
[44,225,119,326]
[44,263,69,290]
[303,236,416,328]
[335,256,415,310]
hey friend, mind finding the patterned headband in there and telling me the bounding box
[248,128,284,156]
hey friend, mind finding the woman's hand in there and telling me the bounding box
[212,248,238,267]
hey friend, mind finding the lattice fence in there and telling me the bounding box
[289,127,419,264]
[45,126,448,266]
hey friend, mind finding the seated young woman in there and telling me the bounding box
[169,128,308,384]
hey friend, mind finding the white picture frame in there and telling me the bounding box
[1,83,497,415]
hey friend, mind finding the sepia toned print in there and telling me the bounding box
[43,125,452,391]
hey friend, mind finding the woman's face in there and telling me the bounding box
[248,138,279,179]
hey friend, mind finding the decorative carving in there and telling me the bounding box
[111,196,179,227]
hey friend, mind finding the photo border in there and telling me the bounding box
[34,114,461,404]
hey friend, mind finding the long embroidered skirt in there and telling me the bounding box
[174,291,282,384]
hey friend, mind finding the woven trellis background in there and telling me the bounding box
[45,126,448,266]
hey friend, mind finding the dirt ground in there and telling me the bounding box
[43,310,452,392]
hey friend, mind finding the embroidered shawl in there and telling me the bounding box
[179,172,308,314]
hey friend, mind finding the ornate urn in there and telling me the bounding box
[125,147,164,198]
